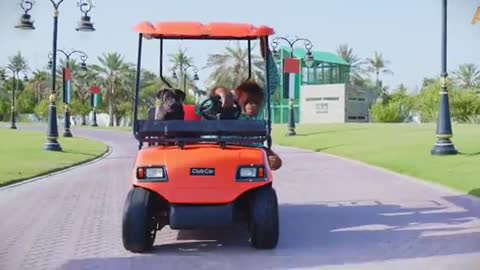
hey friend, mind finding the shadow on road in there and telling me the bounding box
[59,194,480,270]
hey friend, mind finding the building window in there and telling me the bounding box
[316,103,328,114]
[306,97,323,102]
[347,115,367,120]
[322,97,340,101]
[348,97,366,102]
[306,97,340,102]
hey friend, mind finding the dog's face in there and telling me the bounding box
[155,88,185,120]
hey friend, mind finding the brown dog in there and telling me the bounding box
[153,88,186,120]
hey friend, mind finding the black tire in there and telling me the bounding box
[122,187,157,253]
[249,186,279,249]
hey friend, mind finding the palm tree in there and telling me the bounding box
[7,51,28,75]
[336,44,367,85]
[73,68,100,125]
[205,42,265,90]
[366,51,393,99]
[92,52,134,126]
[7,51,28,94]
[28,70,49,103]
[451,63,480,89]
[169,47,194,89]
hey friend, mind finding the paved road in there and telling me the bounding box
[0,126,479,270]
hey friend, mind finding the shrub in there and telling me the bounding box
[450,89,480,123]
[370,87,414,123]
[370,99,408,123]
[413,84,440,123]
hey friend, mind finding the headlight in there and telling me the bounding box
[239,167,257,178]
[137,166,167,182]
[146,168,165,179]
[236,165,266,182]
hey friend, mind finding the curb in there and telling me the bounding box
[0,144,113,192]
[275,144,480,202]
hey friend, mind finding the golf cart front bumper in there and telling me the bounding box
[169,203,234,229]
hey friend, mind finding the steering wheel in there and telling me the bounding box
[198,96,242,120]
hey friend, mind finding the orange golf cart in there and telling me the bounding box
[122,21,279,253]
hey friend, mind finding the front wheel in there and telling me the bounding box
[122,187,156,253]
[249,186,279,249]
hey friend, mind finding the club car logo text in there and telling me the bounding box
[190,168,215,176]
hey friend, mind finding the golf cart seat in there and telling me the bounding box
[147,105,201,121]
[147,107,156,120]
[183,104,202,121]
[137,119,267,139]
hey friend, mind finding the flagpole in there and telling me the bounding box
[63,66,72,137]
[271,36,315,137]
[90,85,100,127]
[48,49,88,137]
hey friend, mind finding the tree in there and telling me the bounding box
[370,83,414,123]
[414,83,440,123]
[169,47,193,89]
[73,68,99,125]
[451,63,480,89]
[450,89,480,122]
[366,51,393,100]
[7,52,28,94]
[336,43,367,85]
[205,42,265,90]
[168,47,201,100]
[7,51,28,76]
[422,76,438,87]
[92,52,134,126]
[28,70,49,103]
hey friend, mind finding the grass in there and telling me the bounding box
[272,123,480,197]
[0,129,108,187]
[5,121,479,197]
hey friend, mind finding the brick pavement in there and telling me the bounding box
[0,127,479,270]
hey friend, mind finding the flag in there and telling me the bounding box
[282,58,300,99]
[90,86,101,108]
[63,67,72,104]
[90,93,101,108]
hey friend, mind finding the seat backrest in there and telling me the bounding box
[183,104,202,121]
[147,107,156,120]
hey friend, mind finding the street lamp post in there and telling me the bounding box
[14,0,95,151]
[48,50,88,137]
[431,0,457,155]
[271,37,315,136]
[172,64,199,91]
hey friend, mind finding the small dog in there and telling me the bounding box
[148,88,186,120]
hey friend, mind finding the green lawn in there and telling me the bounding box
[272,123,480,197]
[0,129,108,187]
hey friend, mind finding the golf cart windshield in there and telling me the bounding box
[131,22,275,148]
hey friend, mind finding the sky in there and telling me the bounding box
[0,0,479,93]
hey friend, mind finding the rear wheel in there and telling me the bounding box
[249,186,279,249]
[122,187,157,253]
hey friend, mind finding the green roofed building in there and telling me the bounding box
[270,47,374,124]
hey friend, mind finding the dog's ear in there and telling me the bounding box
[174,89,186,102]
